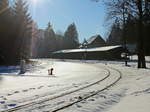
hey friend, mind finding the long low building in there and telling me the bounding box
[51,45,127,60]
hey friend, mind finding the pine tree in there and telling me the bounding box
[0,0,9,33]
[0,0,9,27]
[44,22,56,57]
[106,19,122,45]
[13,0,32,60]
[0,0,14,64]
[64,23,79,49]
[143,0,150,56]
[55,31,64,51]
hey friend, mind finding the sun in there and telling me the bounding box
[32,0,39,4]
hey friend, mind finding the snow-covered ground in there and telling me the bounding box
[0,56,150,112]
[59,56,150,112]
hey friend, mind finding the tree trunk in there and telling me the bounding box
[137,0,146,68]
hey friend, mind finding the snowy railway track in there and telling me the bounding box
[2,66,122,112]
[50,66,122,112]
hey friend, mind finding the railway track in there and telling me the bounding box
[2,67,110,112]
[50,66,122,112]
[2,65,122,112]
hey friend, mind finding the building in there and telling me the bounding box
[81,35,106,48]
[52,45,127,60]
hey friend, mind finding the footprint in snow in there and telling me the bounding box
[14,91,19,94]
[37,86,44,89]
[22,90,28,92]
[74,85,78,87]
[3,98,7,100]
[99,95,106,99]
[104,100,113,105]
[7,93,13,96]
[90,91,95,94]
[111,99,118,103]
[0,101,5,104]
[35,95,39,98]
[143,88,150,94]
[7,104,16,107]
[88,99,95,102]
[29,88,35,90]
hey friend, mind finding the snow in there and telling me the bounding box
[60,56,150,112]
[0,56,150,112]
[0,59,107,111]
[53,45,121,53]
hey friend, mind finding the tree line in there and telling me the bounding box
[32,22,79,58]
[0,0,79,64]
[1,0,149,68]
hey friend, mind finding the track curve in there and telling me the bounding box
[2,64,122,112]
[2,67,110,112]
[50,66,122,112]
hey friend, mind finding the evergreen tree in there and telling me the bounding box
[143,1,150,56]
[44,22,56,57]
[107,19,122,45]
[123,15,138,44]
[13,0,32,60]
[64,23,79,49]
[0,0,10,36]
[0,0,10,35]
[55,32,64,51]
[0,0,15,64]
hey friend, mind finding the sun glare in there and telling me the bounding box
[32,0,38,4]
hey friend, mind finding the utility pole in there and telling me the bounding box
[122,2,128,66]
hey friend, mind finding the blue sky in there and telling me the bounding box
[28,0,107,42]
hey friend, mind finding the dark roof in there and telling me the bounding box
[86,35,105,45]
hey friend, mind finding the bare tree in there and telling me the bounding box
[93,0,148,68]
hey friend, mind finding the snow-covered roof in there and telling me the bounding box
[53,45,122,54]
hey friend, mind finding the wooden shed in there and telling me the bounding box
[52,45,127,60]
